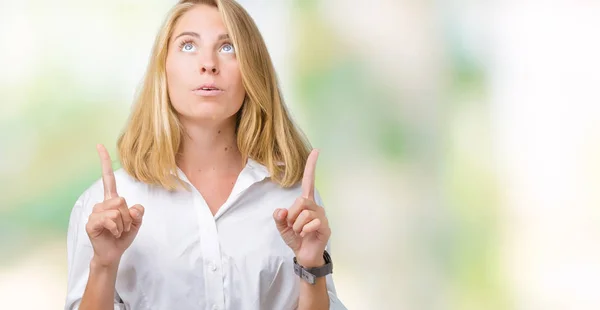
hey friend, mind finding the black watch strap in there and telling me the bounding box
[293,250,333,285]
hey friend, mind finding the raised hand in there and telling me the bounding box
[85,144,145,267]
[273,149,331,267]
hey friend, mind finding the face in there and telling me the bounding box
[166,4,245,124]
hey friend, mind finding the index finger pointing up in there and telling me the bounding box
[301,149,319,200]
[97,144,118,200]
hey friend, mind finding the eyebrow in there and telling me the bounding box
[173,32,230,41]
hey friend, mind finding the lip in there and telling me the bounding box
[192,83,224,97]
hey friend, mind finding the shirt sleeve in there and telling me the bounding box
[315,190,348,310]
[64,190,126,310]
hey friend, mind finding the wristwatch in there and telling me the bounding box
[293,251,333,285]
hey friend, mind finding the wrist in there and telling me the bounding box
[295,255,326,268]
[90,256,120,272]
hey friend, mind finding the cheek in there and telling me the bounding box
[166,55,196,94]
[165,56,192,113]
[225,62,245,98]
[166,56,189,86]
[166,57,178,92]
[231,76,246,108]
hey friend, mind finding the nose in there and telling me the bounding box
[198,48,219,74]
[201,63,218,74]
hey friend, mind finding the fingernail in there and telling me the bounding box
[276,209,283,219]
[132,210,140,219]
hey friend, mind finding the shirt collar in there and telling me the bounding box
[245,158,271,180]
[169,158,272,219]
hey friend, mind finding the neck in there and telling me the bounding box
[176,116,244,176]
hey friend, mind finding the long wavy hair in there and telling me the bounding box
[117,0,311,191]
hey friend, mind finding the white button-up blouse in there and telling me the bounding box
[65,159,346,310]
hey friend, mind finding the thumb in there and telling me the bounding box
[129,204,145,226]
[273,208,288,232]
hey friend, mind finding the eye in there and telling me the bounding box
[179,40,196,52]
[219,43,235,54]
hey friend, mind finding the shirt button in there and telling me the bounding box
[212,305,219,310]
[210,263,217,272]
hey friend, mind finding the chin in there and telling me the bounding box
[182,112,227,122]
[172,98,242,123]
[180,108,237,124]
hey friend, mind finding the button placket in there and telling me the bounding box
[193,190,226,310]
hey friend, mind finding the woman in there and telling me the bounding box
[65,0,346,309]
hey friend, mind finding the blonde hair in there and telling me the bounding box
[117,0,311,190]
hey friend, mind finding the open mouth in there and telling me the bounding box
[193,85,224,96]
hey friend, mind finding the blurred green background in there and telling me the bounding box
[2,0,600,309]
